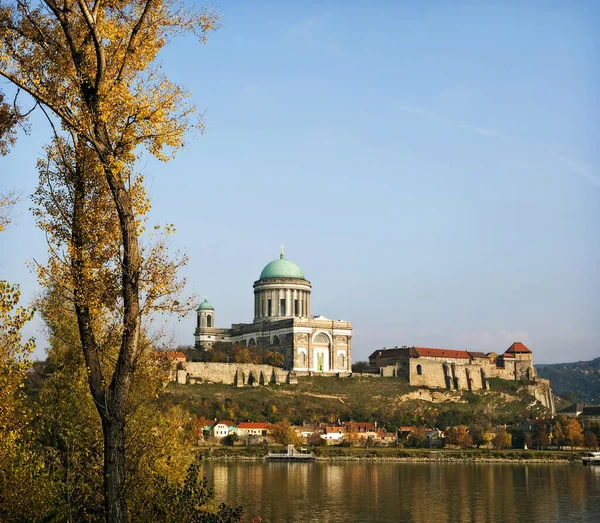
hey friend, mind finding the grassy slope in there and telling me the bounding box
[164,376,548,429]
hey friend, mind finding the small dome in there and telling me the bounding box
[259,255,305,280]
[197,298,214,311]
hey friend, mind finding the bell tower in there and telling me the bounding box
[194,298,216,349]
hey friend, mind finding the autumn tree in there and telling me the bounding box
[532,423,550,449]
[562,417,584,449]
[492,429,512,450]
[0,2,218,521]
[271,419,301,446]
[407,426,427,448]
[445,425,473,448]
[34,284,195,520]
[0,191,56,518]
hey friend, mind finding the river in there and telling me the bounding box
[200,461,600,522]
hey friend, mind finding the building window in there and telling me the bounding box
[267,299,272,316]
[197,315,200,328]
[314,332,329,344]
[416,364,422,376]
[294,299,299,315]
[206,315,212,328]
[280,299,285,316]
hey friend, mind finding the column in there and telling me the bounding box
[307,293,311,318]
[286,288,291,317]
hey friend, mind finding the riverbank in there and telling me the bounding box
[197,446,584,463]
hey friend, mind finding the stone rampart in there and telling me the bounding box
[177,362,293,386]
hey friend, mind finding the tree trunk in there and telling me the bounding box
[103,416,127,523]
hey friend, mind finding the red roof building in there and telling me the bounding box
[412,347,471,360]
[505,342,532,354]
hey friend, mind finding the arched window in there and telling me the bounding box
[206,315,212,328]
[299,352,306,367]
[248,338,256,346]
[416,364,422,376]
[272,335,280,345]
[313,332,329,344]
[337,353,346,369]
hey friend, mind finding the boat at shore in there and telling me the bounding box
[266,444,315,462]
[582,452,600,466]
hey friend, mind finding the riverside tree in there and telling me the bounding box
[0,2,218,521]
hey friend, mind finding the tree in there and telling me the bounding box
[445,425,472,448]
[492,429,512,450]
[0,184,53,519]
[270,420,300,446]
[351,360,370,373]
[0,89,25,156]
[584,431,598,450]
[552,418,567,449]
[562,417,584,449]
[470,423,489,448]
[34,284,195,520]
[221,433,238,447]
[533,424,550,449]
[134,455,243,522]
[0,3,218,521]
[407,426,427,448]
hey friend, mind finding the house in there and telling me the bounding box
[211,420,237,439]
[557,403,586,418]
[237,422,269,439]
[375,430,397,445]
[295,424,323,440]
[425,429,444,448]
[200,420,216,440]
[397,426,415,440]
[321,426,345,443]
[344,422,377,440]
[580,406,600,429]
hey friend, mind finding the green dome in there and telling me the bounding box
[197,298,214,311]
[259,256,305,280]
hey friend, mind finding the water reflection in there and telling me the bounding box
[201,462,600,523]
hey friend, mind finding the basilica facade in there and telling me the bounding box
[194,251,353,374]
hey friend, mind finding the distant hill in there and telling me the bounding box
[536,358,600,403]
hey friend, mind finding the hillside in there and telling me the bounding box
[536,358,600,403]
[163,375,551,430]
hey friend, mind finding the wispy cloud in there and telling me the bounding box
[552,153,600,188]
[397,103,599,189]
[396,104,506,140]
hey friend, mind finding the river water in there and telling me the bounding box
[201,461,600,522]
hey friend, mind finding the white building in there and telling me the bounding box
[194,249,353,374]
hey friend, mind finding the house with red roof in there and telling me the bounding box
[237,421,269,438]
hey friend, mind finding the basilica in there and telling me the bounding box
[194,250,353,374]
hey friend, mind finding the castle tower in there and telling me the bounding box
[194,298,216,349]
[253,247,312,322]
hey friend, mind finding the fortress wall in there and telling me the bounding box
[408,359,489,391]
[182,362,290,385]
[409,359,448,389]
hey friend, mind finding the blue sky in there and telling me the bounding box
[1,1,598,363]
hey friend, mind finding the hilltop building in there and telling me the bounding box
[369,342,536,391]
[194,249,352,374]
